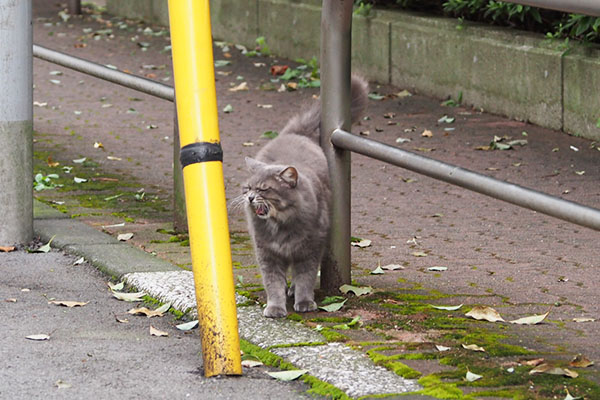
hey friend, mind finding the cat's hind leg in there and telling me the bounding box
[291,260,318,313]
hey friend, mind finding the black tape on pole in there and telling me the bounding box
[180,142,223,167]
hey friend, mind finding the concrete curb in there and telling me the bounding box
[106,0,600,141]
[33,200,423,398]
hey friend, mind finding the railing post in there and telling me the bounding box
[319,0,354,292]
[167,0,241,377]
[173,104,188,232]
[0,0,33,246]
[67,0,81,15]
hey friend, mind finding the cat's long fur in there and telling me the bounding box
[233,75,368,318]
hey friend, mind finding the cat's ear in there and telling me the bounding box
[279,166,298,188]
[245,157,265,172]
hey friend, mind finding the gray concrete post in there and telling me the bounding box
[0,0,33,245]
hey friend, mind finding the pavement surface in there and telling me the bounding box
[2,1,600,399]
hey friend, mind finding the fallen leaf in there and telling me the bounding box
[55,380,72,389]
[257,104,273,109]
[117,233,134,241]
[107,156,122,161]
[339,284,372,297]
[46,156,60,167]
[509,311,549,325]
[5,298,17,303]
[0,246,16,252]
[150,326,169,337]
[261,131,279,139]
[270,65,289,76]
[427,266,447,272]
[108,281,124,291]
[266,370,308,381]
[430,304,463,311]
[412,251,428,257]
[72,157,86,164]
[569,354,594,368]
[318,299,347,312]
[396,90,412,97]
[435,345,451,352]
[466,371,482,382]
[176,320,199,331]
[370,264,385,275]
[421,129,433,138]
[529,363,578,378]
[94,142,104,150]
[573,317,595,323]
[74,177,87,183]
[115,315,129,324]
[395,137,411,144]
[520,358,545,367]
[438,115,455,124]
[49,300,88,308]
[112,291,146,302]
[242,142,255,147]
[465,306,505,322]
[128,306,166,318]
[462,343,485,352]
[287,82,298,90]
[214,60,231,68]
[242,359,264,368]
[33,235,55,253]
[223,104,233,113]
[73,257,85,265]
[570,145,579,152]
[381,264,404,271]
[26,334,50,341]
[351,239,372,248]
[229,82,249,92]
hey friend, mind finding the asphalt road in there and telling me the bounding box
[0,248,314,399]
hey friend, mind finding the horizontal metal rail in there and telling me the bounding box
[331,129,600,231]
[33,44,174,101]
[503,0,600,17]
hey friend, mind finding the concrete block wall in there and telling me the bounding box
[106,0,600,141]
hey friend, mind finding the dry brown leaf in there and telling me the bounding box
[150,326,169,337]
[229,82,249,92]
[287,82,298,90]
[270,65,289,76]
[462,343,485,352]
[5,298,17,303]
[49,300,88,308]
[128,307,164,318]
[569,354,594,368]
[114,315,129,324]
[573,317,596,323]
[46,156,60,167]
[465,306,505,322]
[421,129,433,138]
[0,246,16,252]
[529,363,578,378]
[520,358,545,367]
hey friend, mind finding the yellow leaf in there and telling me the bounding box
[421,129,433,138]
[465,306,505,322]
[462,343,485,352]
[569,354,594,368]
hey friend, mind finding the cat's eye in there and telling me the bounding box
[256,186,269,192]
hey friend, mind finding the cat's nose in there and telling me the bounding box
[248,194,255,203]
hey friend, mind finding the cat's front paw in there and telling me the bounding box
[294,300,317,313]
[263,305,287,318]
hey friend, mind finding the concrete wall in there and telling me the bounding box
[106,0,600,141]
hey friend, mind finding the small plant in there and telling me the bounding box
[33,173,61,191]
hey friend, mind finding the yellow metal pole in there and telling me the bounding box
[167,0,242,377]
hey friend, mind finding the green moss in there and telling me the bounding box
[309,316,352,324]
[320,328,349,342]
[239,340,350,400]
[287,313,303,322]
[416,375,464,399]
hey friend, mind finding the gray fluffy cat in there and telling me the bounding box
[231,75,368,318]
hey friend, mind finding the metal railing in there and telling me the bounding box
[319,0,600,289]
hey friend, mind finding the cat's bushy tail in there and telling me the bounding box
[279,74,369,140]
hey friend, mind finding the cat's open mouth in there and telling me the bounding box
[255,203,269,217]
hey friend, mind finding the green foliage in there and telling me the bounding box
[354,0,600,43]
